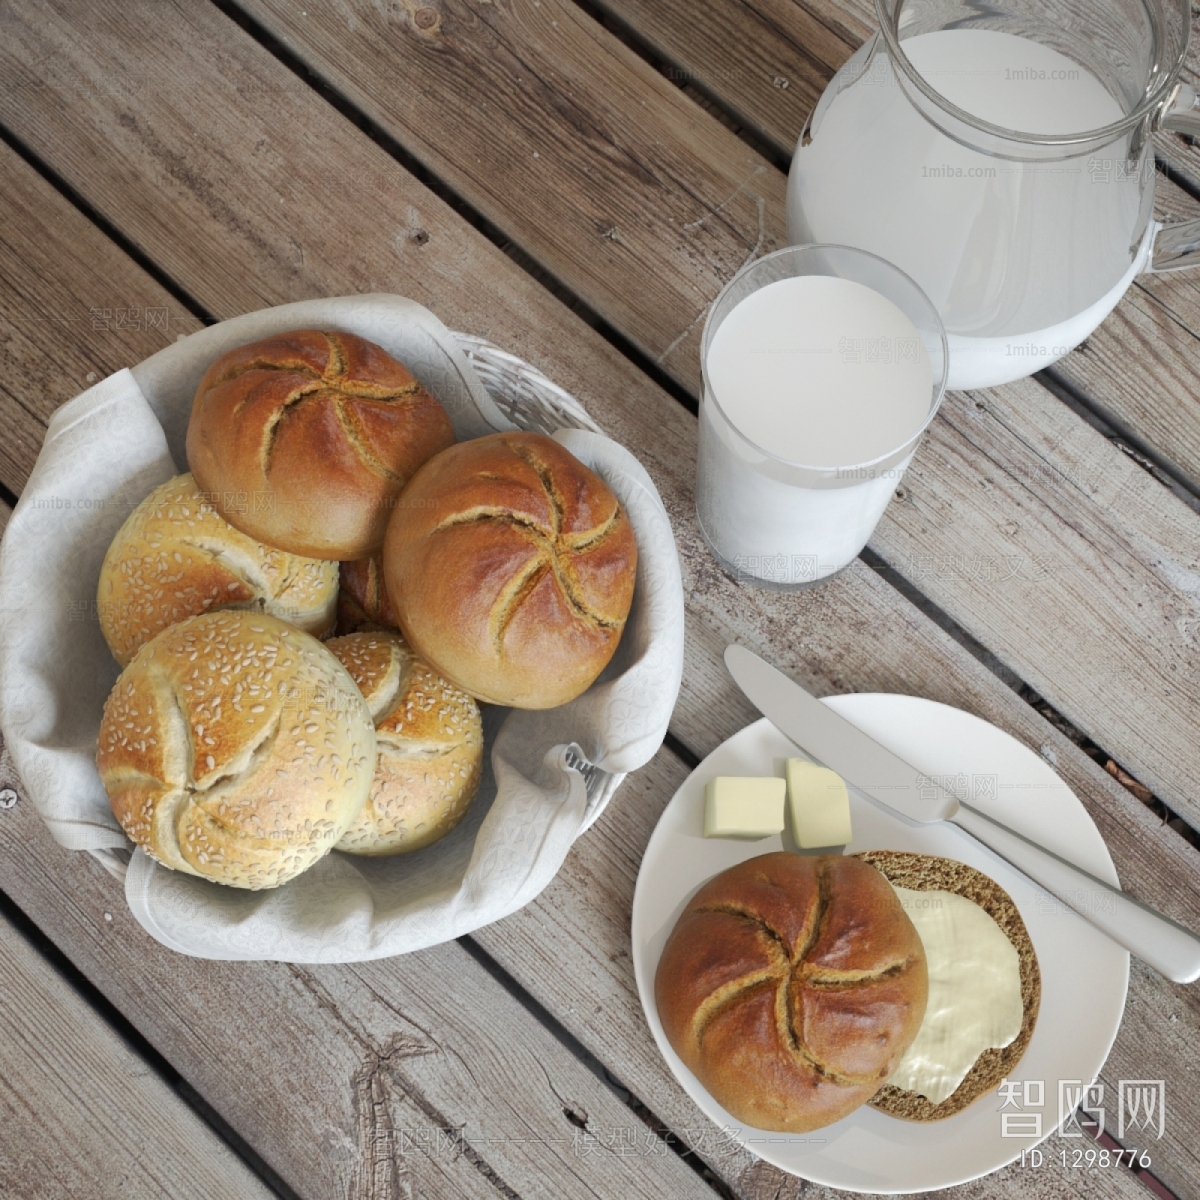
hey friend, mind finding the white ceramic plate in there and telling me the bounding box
[631,695,1129,1194]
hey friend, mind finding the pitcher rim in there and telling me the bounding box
[873,0,1191,147]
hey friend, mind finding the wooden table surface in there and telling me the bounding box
[1,1,1198,1197]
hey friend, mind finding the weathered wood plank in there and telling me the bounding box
[0,904,277,1200]
[0,759,715,1200]
[591,0,847,141]
[213,0,1200,826]
[0,4,1197,1196]
[232,0,790,383]
[0,150,203,493]
[1050,177,1200,492]
[867,376,1200,817]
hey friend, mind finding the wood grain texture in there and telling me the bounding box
[0,150,203,495]
[0,906,277,1200]
[868,376,1200,821]
[0,759,715,1200]
[0,2,1197,1196]
[1051,176,1200,490]
[235,0,790,383]
[591,0,850,141]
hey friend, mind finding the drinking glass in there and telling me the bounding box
[696,244,947,589]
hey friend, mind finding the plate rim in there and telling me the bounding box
[631,693,1130,1194]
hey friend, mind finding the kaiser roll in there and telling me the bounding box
[382,432,637,709]
[655,852,928,1133]
[327,632,483,855]
[97,610,376,889]
[336,552,398,633]
[186,329,456,559]
[98,473,338,666]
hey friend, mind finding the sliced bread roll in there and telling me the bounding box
[854,850,1041,1121]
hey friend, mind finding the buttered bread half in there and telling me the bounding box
[855,850,1041,1121]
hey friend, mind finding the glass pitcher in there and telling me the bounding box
[786,0,1200,389]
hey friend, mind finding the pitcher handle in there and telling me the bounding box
[1150,83,1200,271]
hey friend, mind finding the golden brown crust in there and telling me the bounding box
[97,473,338,666]
[336,552,398,633]
[382,432,637,709]
[96,611,375,889]
[327,632,483,855]
[186,330,455,559]
[855,850,1041,1121]
[654,853,928,1133]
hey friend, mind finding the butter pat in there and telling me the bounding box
[785,758,853,848]
[888,884,1024,1104]
[704,777,786,838]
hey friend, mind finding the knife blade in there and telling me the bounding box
[725,644,960,823]
[725,643,1200,985]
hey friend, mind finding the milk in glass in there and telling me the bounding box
[697,274,933,586]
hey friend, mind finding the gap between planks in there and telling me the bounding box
[0,876,303,1200]
[0,908,273,1200]
[204,0,699,418]
[0,4,1195,1190]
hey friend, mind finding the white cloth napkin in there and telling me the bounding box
[0,295,684,961]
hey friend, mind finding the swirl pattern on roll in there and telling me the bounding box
[186,329,456,559]
[97,611,376,890]
[655,852,928,1133]
[383,432,637,709]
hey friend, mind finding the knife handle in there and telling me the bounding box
[952,803,1200,985]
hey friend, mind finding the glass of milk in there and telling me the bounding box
[696,244,947,589]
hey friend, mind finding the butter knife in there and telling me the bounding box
[725,644,1200,984]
